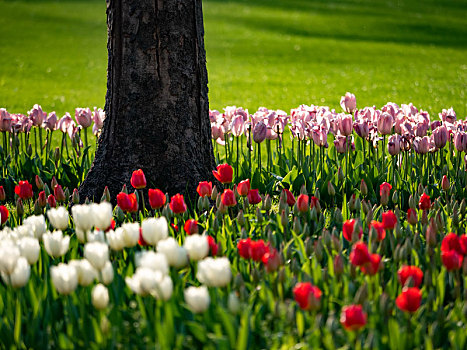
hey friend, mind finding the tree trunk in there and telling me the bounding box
[79,0,216,203]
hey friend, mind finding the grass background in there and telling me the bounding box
[0,0,466,117]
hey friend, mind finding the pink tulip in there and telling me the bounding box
[253,121,267,143]
[75,108,92,129]
[0,108,12,132]
[353,119,369,139]
[381,102,399,118]
[439,108,456,124]
[338,113,353,136]
[387,134,401,156]
[43,112,58,131]
[311,126,328,148]
[377,113,393,135]
[28,104,47,127]
[92,108,105,130]
[265,127,278,140]
[340,92,357,114]
[433,125,448,149]
[58,113,74,134]
[209,109,220,123]
[334,134,347,153]
[401,103,418,117]
[454,131,467,152]
[230,115,245,137]
[413,136,430,154]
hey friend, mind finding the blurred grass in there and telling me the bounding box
[0,0,466,117]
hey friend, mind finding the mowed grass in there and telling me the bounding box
[0,0,466,117]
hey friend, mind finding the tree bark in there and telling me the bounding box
[79,0,216,203]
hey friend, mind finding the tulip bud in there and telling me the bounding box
[360,179,368,197]
[300,184,307,195]
[215,192,221,209]
[338,167,344,183]
[293,216,302,233]
[256,207,263,223]
[408,195,416,209]
[460,199,466,216]
[332,235,342,252]
[334,208,343,224]
[35,175,44,190]
[71,188,80,205]
[315,239,324,262]
[211,186,218,201]
[233,273,244,290]
[212,217,219,232]
[202,196,210,211]
[103,186,111,203]
[121,184,128,194]
[263,194,272,211]
[392,190,398,204]
[395,223,403,240]
[277,267,286,284]
[54,147,60,163]
[314,188,320,200]
[348,194,356,212]
[304,237,313,257]
[452,208,459,228]
[197,196,204,212]
[64,188,70,202]
[236,210,245,227]
[327,182,335,197]
[413,233,421,250]
[310,207,317,222]
[361,200,369,215]
[441,175,450,192]
[333,254,344,276]
[354,284,368,305]
[417,183,424,196]
[421,209,429,225]
[34,199,42,215]
[16,198,24,217]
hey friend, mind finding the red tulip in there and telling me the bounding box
[369,220,386,241]
[117,192,132,212]
[148,188,166,209]
[250,240,268,262]
[396,287,422,313]
[184,219,198,235]
[237,179,250,197]
[54,185,66,203]
[38,191,47,208]
[212,164,233,184]
[221,189,237,207]
[418,193,431,210]
[310,196,320,213]
[15,180,33,200]
[441,250,463,271]
[441,175,450,191]
[0,205,9,224]
[197,181,213,197]
[379,182,392,206]
[237,238,252,259]
[131,169,147,189]
[350,242,371,266]
[296,194,309,213]
[247,189,262,205]
[169,194,187,214]
[407,208,418,225]
[382,211,397,230]
[441,233,463,255]
[342,219,362,242]
[340,305,367,331]
[397,266,423,287]
[0,186,5,202]
[360,254,382,275]
[262,247,281,273]
[293,282,322,311]
[207,236,219,256]
[47,194,57,208]
[282,188,296,206]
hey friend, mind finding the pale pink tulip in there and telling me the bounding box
[28,104,46,127]
[377,113,394,135]
[340,92,356,114]
[413,136,429,154]
[230,115,245,137]
[43,112,58,131]
[0,108,12,132]
[58,113,74,134]
[253,121,267,143]
[439,108,456,124]
[387,134,401,156]
[433,125,448,149]
[338,113,353,136]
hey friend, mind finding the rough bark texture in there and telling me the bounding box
[79,0,216,203]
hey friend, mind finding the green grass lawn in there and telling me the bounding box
[0,0,466,117]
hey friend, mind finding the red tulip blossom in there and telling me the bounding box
[293,282,322,311]
[207,236,219,256]
[197,181,213,197]
[369,220,386,241]
[38,191,47,208]
[441,233,464,255]
[379,182,392,203]
[418,193,431,210]
[47,194,57,208]
[54,185,66,202]
[441,175,450,191]
[237,238,252,259]
[342,219,362,242]
[221,189,237,207]
[441,250,463,271]
[397,266,423,288]
[247,189,262,205]
[282,188,296,206]
[396,287,422,313]
[382,211,397,230]
[237,179,250,197]
[360,254,382,276]
[117,192,138,213]
[407,208,418,225]
[340,305,367,331]
[350,242,371,266]
[250,240,268,261]
[15,180,33,200]
[212,164,233,184]
[184,219,199,235]
[148,189,166,209]
[262,247,281,273]
[0,205,9,224]
[0,186,5,201]
[169,194,187,214]
[310,196,320,213]
[131,169,147,189]
[296,194,309,213]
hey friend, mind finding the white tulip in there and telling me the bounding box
[107,229,126,251]
[196,257,232,287]
[92,202,113,231]
[125,267,172,300]
[18,236,40,265]
[157,237,188,268]
[86,229,106,243]
[228,292,240,314]
[184,286,210,313]
[12,224,34,240]
[121,222,139,248]
[72,204,94,232]
[1,257,30,288]
[0,240,20,275]
[99,261,114,285]
[43,230,70,258]
[184,234,209,261]
[69,259,97,287]
[51,263,78,295]
[92,284,109,310]
[135,251,168,275]
[141,217,168,246]
[84,242,109,270]
[47,207,69,230]
[23,215,47,240]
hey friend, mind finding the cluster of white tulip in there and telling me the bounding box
[71,202,113,242]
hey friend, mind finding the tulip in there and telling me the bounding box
[221,189,237,207]
[212,164,233,184]
[340,305,367,331]
[43,230,70,258]
[28,104,46,126]
[157,237,189,268]
[333,134,347,153]
[196,257,232,287]
[72,204,94,232]
[253,121,267,143]
[207,236,219,256]
[169,194,187,214]
[126,268,172,299]
[293,282,322,311]
[433,125,448,149]
[185,286,210,313]
[377,113,393,135]
[249,240,268,262]
[413,136,430,154]
[407,208,418,226]
[354,119,369,139]
[396,287,422,313]
[342,219,362,242]
[454,131,467,152]
[18,237,40,265]
[379,182,392,206]
[419,193,431,210]
[387,134,401,156]
[84,242,109,270]
[15,180,33,200]
[51,263,78,295]
[47,194,57,208]
[282,189,296,206]
[0,256,30,288]
[196,181,213,198]
[360,253,382,275]
[0,205,9,225]
[184,234,209,261]
[75,107,92,128]
[382,211,397,230]
[247,189,262,205]
[69,259,98,286]
[0,241,20,275]
[92,284,109,310]
[441,175,450,192]
[47,207,69,230]
[441,250,463,271]
[107,229,126,251]
[350,242,371,266]
[230,115,245,137]
[338,114,353,136]
[398,266,423,287]
[262,247,281,273]
[237,179,250,197]
[237,238,252,259]
[100,261,114,285]
[131,169,147,189]
[296,194,309,213]
[369,221,386,241]
[23,215,47,240]
[334,254,345,275]
[184,219,198,235]
[135,251,169,275]
[121,222,140,247]
[0,185,5,202]
[340,92,357,114]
